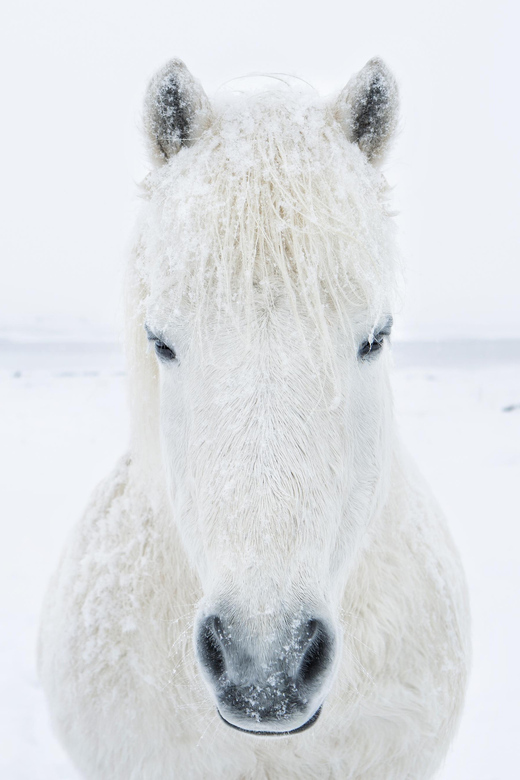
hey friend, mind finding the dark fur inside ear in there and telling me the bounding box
[144,59,211,164]
[336,58,399,164]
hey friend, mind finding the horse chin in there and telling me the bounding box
[217,706,322,737]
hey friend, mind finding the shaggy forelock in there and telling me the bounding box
[135,90,400,339]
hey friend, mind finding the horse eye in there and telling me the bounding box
[145,327,177,362]
[358,317,393,361]
[154,340,177,362]
[359,337,384,359]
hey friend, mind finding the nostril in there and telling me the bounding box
[198,616,226,679]
[299,620,331,686]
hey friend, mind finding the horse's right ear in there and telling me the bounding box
[144,59,212,164]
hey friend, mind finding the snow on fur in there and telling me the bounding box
[39,59,469,779]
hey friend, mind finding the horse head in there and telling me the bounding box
[130,58,400,735]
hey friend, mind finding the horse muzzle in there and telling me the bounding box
[195,612,335,735]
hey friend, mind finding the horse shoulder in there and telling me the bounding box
[330,452,470,777]
[37,455,190,778]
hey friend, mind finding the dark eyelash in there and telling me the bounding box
[145,327,177,362]
[358,336,384,359]
[359,319,392,360]
[153,340,177,361]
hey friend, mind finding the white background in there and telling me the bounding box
[1,2,520,779]
[1,0,519,339]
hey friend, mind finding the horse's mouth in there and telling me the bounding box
[217,706,322,737]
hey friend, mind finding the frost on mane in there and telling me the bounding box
[135,85,399,343]
[39,58,469,780]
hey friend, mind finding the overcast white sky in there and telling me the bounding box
[1,0,518,340]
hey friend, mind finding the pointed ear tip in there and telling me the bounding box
[145,58,188,99]
[157,57,190,79]
[365,56,389,70]
[368,58,398,91]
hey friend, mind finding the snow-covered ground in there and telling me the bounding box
[1,340,519,779]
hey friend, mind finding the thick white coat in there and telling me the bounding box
[39,60,470,779]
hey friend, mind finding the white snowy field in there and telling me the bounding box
[1,340,519,779]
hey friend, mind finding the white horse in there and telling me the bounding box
[39,58,470,779]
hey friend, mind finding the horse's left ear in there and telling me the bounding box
[335,58,399,165]
[144,58,212,164]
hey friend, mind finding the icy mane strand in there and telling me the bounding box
[135,91,399,344]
